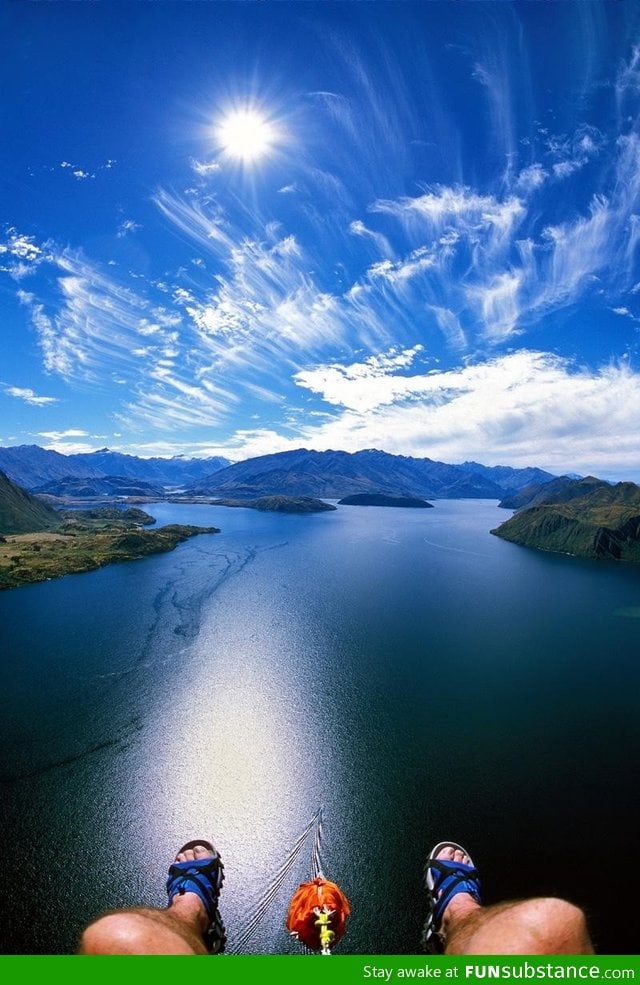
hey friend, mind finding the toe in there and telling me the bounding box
[437,845,456,861]
[435,844,472,867]
[193,844,213,859]
[176,849,195,863]
[175,843,214,864]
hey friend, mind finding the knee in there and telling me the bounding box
[519,897,592,953]
[79,912,153,955]
[532,897,588,930]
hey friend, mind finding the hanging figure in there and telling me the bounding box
[286,876,351,954]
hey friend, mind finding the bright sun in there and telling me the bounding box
[216,109,278,162]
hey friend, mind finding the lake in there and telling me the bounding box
[0,500,638,954]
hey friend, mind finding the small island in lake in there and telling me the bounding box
[0,470,219,589]
[338,493,433,508]
[212,495,336,514]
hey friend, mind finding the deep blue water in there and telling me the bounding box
[0,500,638,954]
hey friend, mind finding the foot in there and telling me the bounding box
[435,845,482,937]
[423,841,482,952]
[168,843,216,933]
[166,839,226,953]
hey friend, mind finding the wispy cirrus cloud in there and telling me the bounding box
[153,189,373,365]
[372,186,526,239]
[2,385,58,406]
[191,158,221,177]
[348,219,393,257]
[366,247,435,286]
[7,236,236,430]
[544,124,606,180]
[36,252,152,377]
[472,54,520,170]
[427,306,467,350]
[615,43,640,120]
[117,219,141,238]
[467,271,522,342]
[514,163,548,194]
[362,186,529,340]
[344,126,640,344]
[3,207,362,436]
[7,119,640,447]
[117,378,237,432]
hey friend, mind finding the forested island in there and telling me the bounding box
[338,493,433,508]
[174,495,337,514]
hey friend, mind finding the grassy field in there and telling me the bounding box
[0,522,219,590]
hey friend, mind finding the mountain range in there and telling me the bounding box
[186,448,555,500]
[34,476,165,499]
[0,445,230,490]
[0,445,555,501]
[5,448,640,564]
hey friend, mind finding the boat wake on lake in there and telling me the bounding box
[422,537,492,559]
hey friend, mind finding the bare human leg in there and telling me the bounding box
[426,843,594,955]
[79,842,223,955]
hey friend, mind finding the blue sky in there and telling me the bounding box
[2,1,640,479]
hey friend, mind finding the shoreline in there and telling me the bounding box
[0,524,219,590]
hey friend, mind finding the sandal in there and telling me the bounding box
[166,839,226,953]
[422,841,481,953]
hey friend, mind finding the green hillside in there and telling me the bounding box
[492,479,640,562]
[0,470,60,534]
[0,472,220,589]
